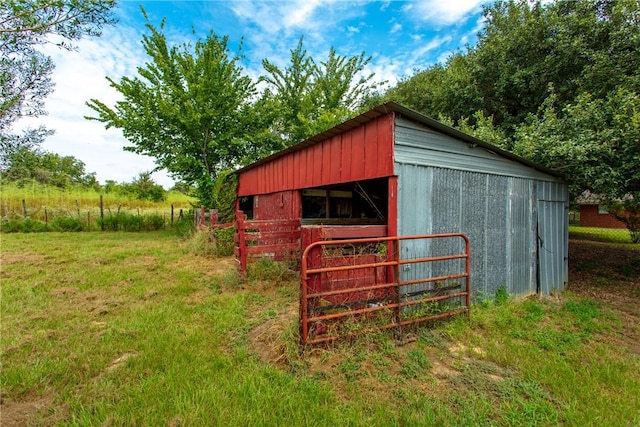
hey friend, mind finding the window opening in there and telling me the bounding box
[301,178,388,225]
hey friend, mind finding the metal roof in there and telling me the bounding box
[236,101,563,179]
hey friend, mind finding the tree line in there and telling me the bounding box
[1,0,638,234]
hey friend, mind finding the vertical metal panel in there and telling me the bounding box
[396,162,548,297]
[507,178,536,296]
[394,117,567,297]
[460,171,490,297]
[237,114,395,196]
[536,181,569,293]
[484,175,509,297]
[397,164,433,296]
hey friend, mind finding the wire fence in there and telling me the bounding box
[569,210,638,244]
[0,196,197,233]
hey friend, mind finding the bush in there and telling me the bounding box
[186,230,217,256]
[173,215,194,238]
[50,216,84,232]
[0,218,50,233]
[98,212,165,231]
[246,258,297,283]
[143,214,165,231]
[213,226,235,256]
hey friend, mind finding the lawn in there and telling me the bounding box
[1,231,639,426]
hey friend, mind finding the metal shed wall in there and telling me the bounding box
[237,114,395,196]
[394,118,568,296]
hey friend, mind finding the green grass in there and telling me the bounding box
[570,224,636,245]
[1,232,639,426]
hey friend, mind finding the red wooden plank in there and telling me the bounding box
[387,176,398,236]
[319,225,388,239]
[329,135,342,183]
[245,243,300,254]
[239,218,300,227]
[341,131,352,182]
[286,153,295,190]
[311,143,323,187]
[244,230,301,240]
[351,125,365,180]
[321,139,331,185]
[364,120,378,178]
[378,114,395,176]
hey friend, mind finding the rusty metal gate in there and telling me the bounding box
[300,233,470,345]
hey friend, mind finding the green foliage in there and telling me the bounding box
[495,285,509,305]
[246,258,297,283]
[50,216,83,232]
[1,0,117,167]
[186,226,235,257]
[2,146,98,189]
[98,212,165,232]
[0,217,49,232]
[382,0,640,209]
[260,37,383,145]
[86,12,268,208]
[213,226,235,256]
[211,169,237,223]
[125,171,167,202]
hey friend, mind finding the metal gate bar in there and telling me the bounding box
[300,233,470,345]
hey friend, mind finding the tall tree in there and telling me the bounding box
[261,37,382,145]
[513,89,640,241]
[86,14,269,207]
[0,0,117,168]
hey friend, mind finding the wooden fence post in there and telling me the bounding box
[99,195,104,231]
[236,211,247,274]
[22,199,27,218]
[210,209,218,230]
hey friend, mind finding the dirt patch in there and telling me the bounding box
[106,353,136,372]
[170,256,236,279]
[247,303,298,365]
[184,288,214,305]
[0,393,66,427]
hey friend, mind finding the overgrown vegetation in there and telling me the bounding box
[1,232,638,426]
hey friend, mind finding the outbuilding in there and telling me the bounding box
[235,102,568,299]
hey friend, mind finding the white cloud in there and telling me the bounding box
[414,35,453,58]
[409,0,486,26]
[390,23,402,34]
[14,25,175,188]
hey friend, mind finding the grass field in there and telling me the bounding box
[1,232,639,426]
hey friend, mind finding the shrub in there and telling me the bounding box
[143,214,165,231]
[50,216,84,232]
[98,213,165,231]
[0,218,50,233]
[186,230,217,256]
[213,226,235,256]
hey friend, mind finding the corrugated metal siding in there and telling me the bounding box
[396,165,542,297]
[394,117,567,297]
[536,181,569,294]
[395,118,563,183]
[238,114,395,196]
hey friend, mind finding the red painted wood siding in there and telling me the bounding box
[579,205,628,229]
[238,114,395,196]
[253,190,301,220]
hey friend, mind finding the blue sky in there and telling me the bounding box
[20,0,490,188]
